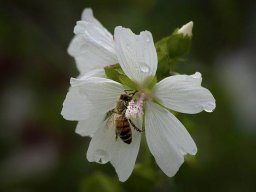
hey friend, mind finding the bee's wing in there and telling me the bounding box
[104,109,114,121]
[105,112,117,129]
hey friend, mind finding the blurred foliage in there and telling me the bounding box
[1,0,256,192]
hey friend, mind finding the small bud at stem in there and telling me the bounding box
[178,21,193,37]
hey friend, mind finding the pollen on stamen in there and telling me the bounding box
[125,94,144,119]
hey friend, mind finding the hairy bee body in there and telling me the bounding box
[105,91,141,144]
[113,99,128,114]
[115,116,132,144]
[113,93,133,144]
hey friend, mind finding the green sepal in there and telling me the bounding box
[119,75,138,90]
[104,64,139,90]
[155,29,192,60]
[155,28,192,80]
[104,64,124,83]
[142,76,157,91]
[167,29,192,58]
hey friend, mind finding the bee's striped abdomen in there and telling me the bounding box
[115,116,132,144]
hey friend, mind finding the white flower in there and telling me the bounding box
[178,21,193,37]
[67,26,216,182]
[62,8,118,136]
[67,8,117,75]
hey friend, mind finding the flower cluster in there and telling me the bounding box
[61,8,216,182]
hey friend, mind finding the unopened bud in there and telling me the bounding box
[177,21,193,37]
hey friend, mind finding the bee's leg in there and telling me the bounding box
[128,119,144,132]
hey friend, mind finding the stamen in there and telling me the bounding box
[125,94,144,119]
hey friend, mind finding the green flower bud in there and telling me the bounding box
[167,21,193,58]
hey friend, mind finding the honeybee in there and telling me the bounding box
[104,90,143,144]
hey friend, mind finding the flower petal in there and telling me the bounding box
[110,128,141,182]
[87,120,141,182]
[145,101,197,177]
[75,111,105,137]
[114,26,157,84]
[61,86,92,121]
[61,69,105,120]
[77,68,105,79]
[71,77,124,113]
[81,8,106,30]
[87,124,114,164]
[154,72,216,114]
[68,10,117,75]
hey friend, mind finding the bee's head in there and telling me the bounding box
[120,94,132,101]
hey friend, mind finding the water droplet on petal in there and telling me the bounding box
[203,102,216,112]
[140,64,149,73]
[204,108,213,113]
[191,72,201,79]
[94,149,110,164]
[146,38,150,43]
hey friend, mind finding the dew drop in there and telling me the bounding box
[94,149,110,164]
[191,72,201,79]
[203,102,216,112]
[193,147,197,154]
[140,64,150,73]
[146,38,150,43]
[204,108,213,113]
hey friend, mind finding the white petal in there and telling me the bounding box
[61,86,92,121]
[87,121,141,182]
[87,124,115,164]
[71,77,124,113]
[77,68,105,79]
[111,128,141,182]
[68,21,117,75]
[145,102,197,177]
[75,110,105,137]
[114,26,157,84]
[81,8,113,40]
[61,69,105,120]
[74,21,113,44]
[81,8,105,30]
[154,72,216,114]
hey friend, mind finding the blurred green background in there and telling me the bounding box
[1,0,256,191]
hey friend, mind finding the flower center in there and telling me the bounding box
[125,93,145,119]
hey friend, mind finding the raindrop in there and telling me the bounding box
[94,149,110,164]
[191,72,201,79]
[204,108,213,113]
[140,64,149,73]
[203,102,215,112]
[146,38,150,43]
